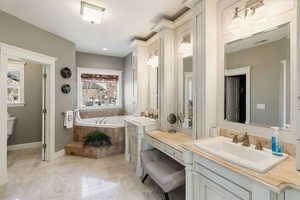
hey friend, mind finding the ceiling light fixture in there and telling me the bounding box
[102,48,108,51]
[80,1,105,24]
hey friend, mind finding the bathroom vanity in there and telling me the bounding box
[183,139,300,200]
[124,116,158,176]
[126,0,300,199]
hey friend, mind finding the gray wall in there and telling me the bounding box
[76,52,124,70]
[124,53,135,114]
[0,10,76,151]
[8,63,42,145]
[226,38,290,126]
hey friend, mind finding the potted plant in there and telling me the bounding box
[83,131,112,147]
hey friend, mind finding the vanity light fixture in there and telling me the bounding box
[178,35,192,58]
[231,0,264,20]
[147,55,159,68]
[80,1,106,24]
[228,0,264,33]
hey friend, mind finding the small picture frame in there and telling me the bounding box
[61,84,71,94]
[60,67,72,79]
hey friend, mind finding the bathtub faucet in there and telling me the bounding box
[97,118,107,124]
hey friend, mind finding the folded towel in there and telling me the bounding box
[64,110,73,128]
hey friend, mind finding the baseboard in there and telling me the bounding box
[7,142,42,151]
[53,149,65,160]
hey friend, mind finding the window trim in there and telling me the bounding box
[77,67,123,110]
[7,61,25,107]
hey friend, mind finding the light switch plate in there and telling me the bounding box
[256,104,265,110]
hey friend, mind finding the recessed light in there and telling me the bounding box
[80,1,105,24]
[102,48,109,51]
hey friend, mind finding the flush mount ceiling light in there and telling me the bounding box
[80,1,105,24]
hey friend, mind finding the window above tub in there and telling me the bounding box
[7,61,25,107]
[77,68,123,110]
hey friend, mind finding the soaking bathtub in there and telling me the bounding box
[75,114,134,128]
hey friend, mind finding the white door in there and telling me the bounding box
[41,66,47,161]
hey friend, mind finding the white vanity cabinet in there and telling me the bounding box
[184,150,300,200]
[124,119,158,176]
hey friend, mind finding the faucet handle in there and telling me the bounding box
[255,140,263,151]
[241,133,250,147]
[232,135,239,143]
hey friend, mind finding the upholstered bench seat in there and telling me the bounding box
[141,149,185,200]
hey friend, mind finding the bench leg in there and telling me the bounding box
[142,174,148,183]
[164,192,169,200]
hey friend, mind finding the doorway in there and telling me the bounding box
[0,43,56,186]
[224,66,250,124]
[225,75,246,123]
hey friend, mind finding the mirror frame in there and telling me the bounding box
[217,0,297,143]
[175,20,193,135]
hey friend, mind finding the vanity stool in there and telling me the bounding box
[141,149,185,200]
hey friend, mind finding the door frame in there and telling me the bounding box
[0,43,56,186]
[225,66,251,124]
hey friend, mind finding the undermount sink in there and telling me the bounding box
[195,136,288,173]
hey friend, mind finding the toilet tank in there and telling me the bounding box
[7,116,16,137]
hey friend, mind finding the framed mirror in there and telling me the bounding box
[224,24,290,129]
[177,31,193,130]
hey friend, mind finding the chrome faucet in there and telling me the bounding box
[97,117,106,124]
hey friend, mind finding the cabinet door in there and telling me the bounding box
[194,173,242,200]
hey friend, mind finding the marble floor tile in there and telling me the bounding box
[0,148,185,200]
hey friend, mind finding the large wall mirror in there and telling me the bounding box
[147,40,160,117]
[224,24,290,129]
[177,31,193,130]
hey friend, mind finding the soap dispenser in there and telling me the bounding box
[271,127,283,156]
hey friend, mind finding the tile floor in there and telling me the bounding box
[0,148,185,200]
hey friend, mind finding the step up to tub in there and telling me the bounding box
[74,126,125,142]
[65,142,124,159]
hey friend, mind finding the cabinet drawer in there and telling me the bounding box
[194,162,251,200]
[145,135,164,151]
[164,145,183,163]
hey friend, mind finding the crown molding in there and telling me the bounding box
[182,0,201,8]
[151,18,175,32]
[131,39,148,48]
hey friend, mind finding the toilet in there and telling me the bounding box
[7,114,16,140]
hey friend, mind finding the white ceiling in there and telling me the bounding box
[0,0,185,57]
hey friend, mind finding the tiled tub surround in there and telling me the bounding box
[65,126,125,159]
[219,128,296,157]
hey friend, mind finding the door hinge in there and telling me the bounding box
[42,108,47,114]
[43,73,47,79]
[42,143,46,149]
